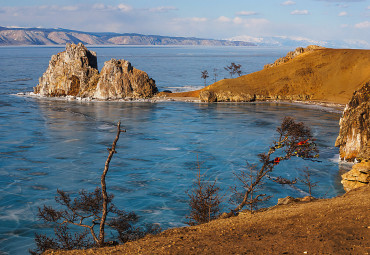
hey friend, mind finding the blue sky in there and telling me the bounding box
[0,0,369,45]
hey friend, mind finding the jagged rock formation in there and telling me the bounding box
[34,43,100,97]
[33,43,158,99]
[335,81,370,161]
[341,162,370,192]
[94,59,157,100]
[264,45,325,69]
[335,81,370,191]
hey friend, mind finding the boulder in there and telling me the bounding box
[341,162,370,192]
[33,43,158,99]
[277,196,299,205]
[335,81,370,162]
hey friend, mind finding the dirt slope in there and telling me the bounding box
[47,185,370,255]
[167,48,370,104]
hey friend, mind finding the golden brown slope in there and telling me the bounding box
[46,185,370,254]
[166,47,370,105]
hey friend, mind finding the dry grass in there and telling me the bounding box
[45,185,370,254]
[167,48,370,105]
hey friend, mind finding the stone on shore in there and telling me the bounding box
[341,162,370,192]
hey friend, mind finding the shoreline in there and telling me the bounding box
[16,92,345,113]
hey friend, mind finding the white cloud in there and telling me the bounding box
[281,1,296,5]
[176,17,207,23]
[338,11,348,16]
[192,17,208,22]
[228,35,264,43]
[38,5,79,11]
[117,4,132,12]
[91,4,132,12]
[354,21,370,28]
[92,4,106,10]
[149,6,178,13]
[217,16,231,22]
[243,18,270,27]
[291,10,310,15]
[236,11,258,16]
[233,17,243,24]
[367,6,370,9]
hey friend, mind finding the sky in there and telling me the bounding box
[0,0,369,45]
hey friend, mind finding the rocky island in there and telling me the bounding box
[33,43,158,100]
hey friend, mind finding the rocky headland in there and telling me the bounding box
[164,46,370,105]
[335,81,370,191]
[33,43,158,100]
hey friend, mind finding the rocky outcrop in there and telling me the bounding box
[264,45,325,69]
[94,59,157,100]
[335,81,370,192]
[341,162,370,192]
[34,43,100,97]
[33,43,158,99]
[199,91,217,102]
[335,81,370,162]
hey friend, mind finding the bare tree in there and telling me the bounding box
[213,68,218,83]
[201,70,209,87]
[224,117,319,218]
[186,157,222,225]
[230,163,271,213]
[31,122,160,254]
[224,63,242,78]
[299,167,318,196]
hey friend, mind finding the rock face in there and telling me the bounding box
[335,81,370,161]
[94,59,157,100]
[34,43,100,97]
[33,43,158,99]
[341,162,370,192]
[264,45,324,69]
[335,81,370,192]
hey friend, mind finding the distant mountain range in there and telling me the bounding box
[0,26,254,47]
[1,26,368,49]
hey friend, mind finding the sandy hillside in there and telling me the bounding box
[166,47,370,105]
[46,185,369,255]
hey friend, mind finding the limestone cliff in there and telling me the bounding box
[335,81,370,161]
[33,43,158,99]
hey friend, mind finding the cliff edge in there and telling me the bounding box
[335,81,370,191]
[33,43,158,99]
